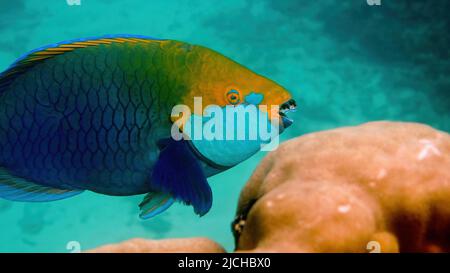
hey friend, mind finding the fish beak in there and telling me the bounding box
[279,99,296,129]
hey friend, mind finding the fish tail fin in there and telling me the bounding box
[0,167,83,202]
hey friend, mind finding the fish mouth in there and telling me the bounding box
[279,99,297,129]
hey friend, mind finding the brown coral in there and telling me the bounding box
[88,237,225,253]
[89,122,449,253]
[234,121,450,252]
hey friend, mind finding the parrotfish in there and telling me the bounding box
[0,35,296,218]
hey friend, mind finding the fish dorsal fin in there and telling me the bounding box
[0,167,83,202]
[0,34,166,91]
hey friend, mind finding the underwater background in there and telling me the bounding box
[0,0,448,252]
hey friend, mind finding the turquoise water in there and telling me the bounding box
[0,0,448,252]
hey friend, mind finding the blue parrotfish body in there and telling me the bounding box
[0,35,296,218]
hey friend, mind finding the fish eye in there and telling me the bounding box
[226,89,241,105]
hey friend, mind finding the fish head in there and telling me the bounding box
[180,44,297,131]
[174,44,297,172]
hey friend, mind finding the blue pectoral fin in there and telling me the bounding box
[0,168,83,202]
[152,138,212,216]
[139,192,175,219]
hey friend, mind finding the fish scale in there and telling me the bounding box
[0,39,182,195]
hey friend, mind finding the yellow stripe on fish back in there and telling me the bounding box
[0,37,169,81]
[27,37,167,62]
